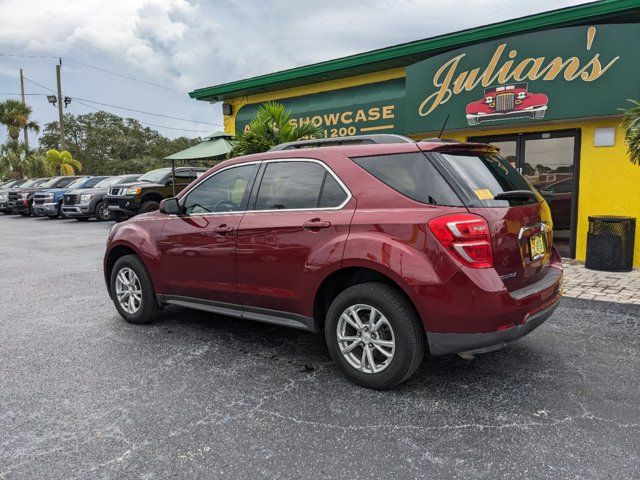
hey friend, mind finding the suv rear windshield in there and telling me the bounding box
[351,152,463,206]
[439,152,537,207]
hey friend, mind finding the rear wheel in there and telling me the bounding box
[140,200,159,214]
[110,254,161,324]
[95,201,110,221]
[325,282,425,389]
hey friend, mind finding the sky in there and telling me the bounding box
[0,0,596,143]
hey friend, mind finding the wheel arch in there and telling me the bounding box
[313,263,423,332]
[141,192,163,205]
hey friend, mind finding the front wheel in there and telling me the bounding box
[111,211,126,223]
[140,200,159,214]
[95,201,110,221]
[325,283,425,389]
[110,254,161,324]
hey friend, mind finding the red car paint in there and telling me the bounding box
[104,140,562,355]
[466,83,548,125]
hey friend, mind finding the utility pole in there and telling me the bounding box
[56,58,65,150]
[19,69,29,151]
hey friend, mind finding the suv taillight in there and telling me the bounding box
[428,213,493,269]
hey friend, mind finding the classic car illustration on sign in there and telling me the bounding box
[465,83,548,125]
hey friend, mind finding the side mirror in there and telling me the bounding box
[159,197,180,215]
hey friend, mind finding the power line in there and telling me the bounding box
[0,92,48,96]
[73,99,212,134]
[72,97,220,125]
[22,75,221,127]
[0,53,186,94]
[64,57,186,94]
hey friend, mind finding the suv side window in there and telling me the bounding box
[174,170,193,185]
[255,161,345,210]
[183,164,258,214]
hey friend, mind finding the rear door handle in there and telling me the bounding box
[303,218,331,230]
[213,224,234,235]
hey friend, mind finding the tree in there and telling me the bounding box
[228,101,322,157]
[621,99,640,165]
[0,99,39,141]
[45,149,82,176]
[0,141,47,179]
[40,111,202,175]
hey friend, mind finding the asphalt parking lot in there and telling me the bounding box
[1,214,639,479]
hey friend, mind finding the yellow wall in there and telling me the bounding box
[222,69,640,267]
[222,68,406,135]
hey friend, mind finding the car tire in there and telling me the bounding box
[325,282,425,389]
[19,211,30,217]
[111,211,126,223]
[140,200,160,214]
[75,217,90,222]
[94,201,110,221]
[110,254,161,324]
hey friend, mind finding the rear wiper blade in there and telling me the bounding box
[493,190,538,201]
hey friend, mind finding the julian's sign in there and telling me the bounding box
[405,24,640,133]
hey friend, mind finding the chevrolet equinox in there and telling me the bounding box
[104,135,563,389]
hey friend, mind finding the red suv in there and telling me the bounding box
[104,135,563,389]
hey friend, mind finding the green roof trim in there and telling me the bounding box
[164,131,233,160]
[190,0,640,102]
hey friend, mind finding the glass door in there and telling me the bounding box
[469,130,580,258]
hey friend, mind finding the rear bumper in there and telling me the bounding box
[427,296,560,355]
[416,246,563,355]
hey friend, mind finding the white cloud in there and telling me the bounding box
[0,0,595,140]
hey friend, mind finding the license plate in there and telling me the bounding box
[529,234,546,260]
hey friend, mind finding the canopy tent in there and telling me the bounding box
[164,131,234,161]
[164,131,234,196]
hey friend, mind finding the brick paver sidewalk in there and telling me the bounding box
[562,259,640,304]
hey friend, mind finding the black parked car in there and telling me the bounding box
[62,174,142,221]
[6,178,53,216]
[0,179,29,214]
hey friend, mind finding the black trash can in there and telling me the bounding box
[585,216,636,272]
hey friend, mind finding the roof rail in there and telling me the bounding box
[269,134,414,151]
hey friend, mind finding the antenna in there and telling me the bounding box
[437,113,451,139]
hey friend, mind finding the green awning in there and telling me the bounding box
[164,131,234,161]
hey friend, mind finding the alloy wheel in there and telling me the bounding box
[115,267,143,314]
[336,304,395,374]
[98,203,110,221]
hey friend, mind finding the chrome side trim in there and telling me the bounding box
[518,222,551,240]
[158,294,317,332]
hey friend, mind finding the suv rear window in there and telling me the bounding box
[440,153,536,206]
[351,153,463,206]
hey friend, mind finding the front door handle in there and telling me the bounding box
[303,218,331,231]
[213,224,234,235]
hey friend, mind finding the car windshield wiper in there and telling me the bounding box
[493,190,538,202]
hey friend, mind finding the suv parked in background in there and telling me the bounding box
[1,179,29,214]
[7,178,53,216]
[104,135,563,389]
[33,176,108,219]
[104,166,205,222]
[62,174,141,222]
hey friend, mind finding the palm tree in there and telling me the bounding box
[45,149,82,176]
[0,99,40,141]
[621,100,640,165]
[228,101,322,157]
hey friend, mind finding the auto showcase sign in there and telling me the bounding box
[235,79,405,137]
[405,24,640,133]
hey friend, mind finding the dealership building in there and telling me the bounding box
[190,0,640,266]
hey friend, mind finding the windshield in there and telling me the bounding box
[95,177,122,188]
[17,179,40,189]
[137,168,170,183]
[441,153,537,206]
[67,178,88,188]
[39,177,62,188]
